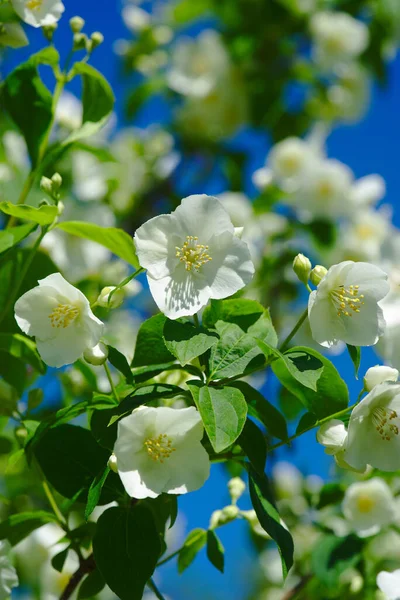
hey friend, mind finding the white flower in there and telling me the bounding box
[114,406,210,499]
[327,63,370,123]
[55,91,82,131]
[308,260,389,347]
[122,5,150,33]
[134,194,254,318]
[331,208,391,263]
[310,12,369,69]
[342,478,396,537]
[364,365,399,391]
[11,0,65,28]
[378,299,400,371]
[0,541,18,600]
[317,419,347,455]
[377,569,400,600]
[266,136,319,192]
[167,30,230,97]
[350,174,386,207]
[272,461,302,499]
[344,382,400,471]
[14,273,104,368]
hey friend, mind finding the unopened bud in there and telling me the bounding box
[108,454,118,473]
[57,201,65,216]
[363,365,399,392]
[42,23,57,42]
[209,505,239,529]
[73,32,88,51]
[83,342,108,366]
[69,16,85,34]
[90,32,104,50]
[310,265,328,286]
[228,477,246,504]
[40,176,53,196]
[14,425,28,444]
[51,172,62,190]
[97,286,125,309]
[293,253,312,285]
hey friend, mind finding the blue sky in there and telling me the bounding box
[4,2,400,598]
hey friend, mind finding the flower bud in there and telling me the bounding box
[209,505,239,529]
[108,453,118,473]
[40,176,53,196]
[317,419,347,455]
[97,286,125,309]
[14,425,28,445]
[364,365,399,392]
[57,201,65,216]
[310,265,328,286]
[90,32,104,49]
[51,172,62,190]
[228,477,246,504]
[293,253,312,285]
[69,16,85,33]
[73,32,88,51]
[83,342,108,366]
[42,23,57,42]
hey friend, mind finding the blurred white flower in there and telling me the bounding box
[15,273,104,367]
[310,11,369,69]
[114,406,210,499]
[11,0,65,28]
[308,260,389,347]
[122,5,150,32]
[377,299,400,371]
[15,523,64,587]
[364,365,399,392]
[328,63,371,123]
[55,91,82,131]
[266,136,320,192]
[350,174,386,207]
[134,194,254,318]
[72,151,108,202]
[377,569,400,600]
[342,478,396,537]
[167,30,229,97]
[344,382,400,471]
[0,541,18,600]
[272,461,303,499]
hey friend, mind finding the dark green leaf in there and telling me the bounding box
[238,419,267,475]
[27,388,44,412]
[202,298,265,331]
[93,505,162,600]
[107,345,133,383]
[0,511,58,546]
[177,528,207,573]
[78,568,106,599]
[0,333,46,374]
[90,408,118,451]
[51,548,69,573]
[0,202,58,226]
[85,466,111,521]
[346,345,361,379]
[295,411,318,435]
[317,483,346,510]
[207,529,224,573]
[0,223,36,254]
[117,384,185,416]
[163,319,218,366]
[248,465,294,579]
[132,314,175,367]
[188,381,247,453]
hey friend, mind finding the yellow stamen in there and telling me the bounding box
[26,0,43,9]
[49,304,79,329]
[144,433,175,463]
[372,406,399,441]
[331,284,365,317]
[356,495,375,514]
[176,235,212,272]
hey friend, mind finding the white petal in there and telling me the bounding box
[146,270,211,319]
[134,213,181,279]
[351,174,386,206]
[317,419,347,455]
[117,454,170,499]
[11,0,65,27]
[14,285,60,339]
[364,365,399,391]
[174,194,234,242]
[377,570,400,600]
[155,406,202,438]
[165,438,210,494]
[38,273,84,304]
[308,291,347,347]
[204,233,254,298]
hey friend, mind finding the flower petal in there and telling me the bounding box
[147,269,211,319]
[174,194,234,242]
[134,213,181,279]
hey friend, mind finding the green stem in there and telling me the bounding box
[156,547,182,567]
[147,578,166,600]
[279,307,308,353]
[0,226,49,327]
[106,267,145,307]
[42,479,67,526]
[193,313,200,327]
[104,362,119,403]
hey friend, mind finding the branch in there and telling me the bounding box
[282,575,311,600]
[59,553,96,600]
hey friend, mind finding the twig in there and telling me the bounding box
[59,554,96,600]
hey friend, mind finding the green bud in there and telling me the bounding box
[228,477,246,504]
[209,505,239,529]
[97,286,125,309]
[73,32,88,51]
[293,253,312,285]
[42,23,57,42]
[51,172,62,190]
[310,265,328,286]
[69,16,85,33]
[108,454,118,473]
[40,176,53,196]
[15,426,28,445]
[83,342,109,366]
[90,31,104,50]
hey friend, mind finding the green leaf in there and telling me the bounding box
[93,505,162,600]
[346,344,361,379]
[177,528,207,573]
[232,381,288,441]
[312,535,363,587]
[90,408,119,452]
[238,419,267,475]
[202,298,266,331]
[0,223,37,254]
[64,62,115,145]
[317,483,346,510]
[78,568,106,599]
[248,466,294,579]
[163,319,219,366]
[107,346,133,383]
[117,384,185,416]
[33,424,121,503]
[0,333,46,374]
[51,548,69,573]
[56,221,138,268]
[269,346,349,419]
[3,57,54,166]
[0,511,58,546]
[0,202,58,226]
[206,530,224,573]
[85,466,111,521]
[132,314,175,367]
[27,388,44,412]
[188,381,247,453]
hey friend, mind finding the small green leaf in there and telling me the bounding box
[206,530,224,573]
[248,466,294,579]
[317,483,346,510]
[188,381,247,453]
[0,333,46,374]
[0,511,58,546]
[202,298,265,331]
[56,221,139,268]
[177,528,207,573]
[78,568,105,599]
[117,384,185,416]
[346,344,361,379]
[238,419,267,474]
[93,505,162,600]
[27,388,44,412]
[163,319,219,366]
[51,548,69,573]
[132,314,175,367]
[0,202,58,226]
[107,346,133,383]
[85,466,111,521]
[0,223,37,254]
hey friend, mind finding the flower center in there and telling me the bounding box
[354,224,376,240]
[26,0,43,9]
[356,495,375,514]
[316,180,335,199]
[331,284,364,317]
[280,154,302,175]
[144,433,176,463]
[371,406,399,442]
[176,236,212,272]
[49,304,80,329]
